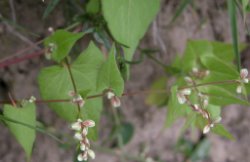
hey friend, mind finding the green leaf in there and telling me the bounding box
[102,0,160,61]
[44,30,84,62]
[43,0,61,19]
[228,0,241,71]
[181,40,213,72]
[97,47,124,96]
[86,0,100,14]
[146,77,168,107]
[200,55,238,77]
[3,103,36,159]
[199,85,249,106]
[119,122,134,145]
[205,105,221,120]
[165,86,188,127]
[39,42,105,139]
[190,138,210,161]
[212,124,235,140]
[170,0,193,23]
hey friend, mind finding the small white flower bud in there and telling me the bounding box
[71,122,81,131]
[107,91,115,99]
[111,96,121,108]
[193,104,199,110]
[203,98,209,107]
[177,94,186,104]
[240,68,248,79]
[192,67,199,73]
[82,120,95,128]
[203,125,211,134]
[74,132,83,141]
[181,88,191,95]
[244,78,249,83]
[202,112,209,119]
[82,127,88,136]
[236,85,243,94]
[205,70,210,76]
[184,76,193,84]
[88,149,96,159]
[72,95,85,107]
[48,27,54,33]
[80,143,86,151]
[77,153,88,161]
[28,96,36,103]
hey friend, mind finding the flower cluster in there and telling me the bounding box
[236,68,249,94]
[68,91,85,107]
[106,91,121,108]
[71,119,96,161]
[176,88,191,104]
[191,67,210,79]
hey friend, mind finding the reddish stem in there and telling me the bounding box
[0,50,44,68]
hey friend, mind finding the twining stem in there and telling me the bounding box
[178,79,238,90]
[0,79,241,105]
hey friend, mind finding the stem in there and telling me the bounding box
[64,58,81,116]
[179,80,238,90]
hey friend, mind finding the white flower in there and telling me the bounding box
[192,67,199,73]
[184,76,193,84]
[71,119,82,131]
[203,124,211,134]
[72,95,85,107]
[107,91,115,99]
[82,120,95,128]
[240,68,249,83]
[82,127,88,136]
[88,149,96,159]
[177,88,191,104]
[77,152,88,161]
[80,144,86,151]
[28,96,36,103]
[236,85,243,94]
[111,96,121,108]
[202,116,222,134]
[74,132,83,141]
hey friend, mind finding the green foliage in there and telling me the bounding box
[97,47,124,96]
[102,0,160,61]
[86,0,100,14]
[119,122,134,145]
[3,102,36,159]
[39,42,105,139]
[44,30,84,62]
[160,40,249,139]
[146,77,168,107]
[228,0,241,71]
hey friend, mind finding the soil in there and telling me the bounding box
[0,0,250,162]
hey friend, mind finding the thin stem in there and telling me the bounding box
[64,58,81,115]
[179,80,238,90]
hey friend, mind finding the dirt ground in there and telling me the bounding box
[1,0,250,162]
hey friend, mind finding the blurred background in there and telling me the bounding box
[0,0,250,162]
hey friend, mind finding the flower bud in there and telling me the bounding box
[74,132,83,141]
[82,120,95,128]
[71,122,81,131]
[240,68,248,79]
[111,96,121,108]
[106,91,115,99]
[203,124,211,134]
[88,149,96,159]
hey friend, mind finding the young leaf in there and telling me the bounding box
[199,85,249,106]
[3,103,36,159]
[212,124,235,140]
[102,0,160,61]
[97,47,124,96]
[228,0,241,71]
[39,42,105,139]
[44,30,84,62]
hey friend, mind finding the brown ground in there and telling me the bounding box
[1,1,250,162]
